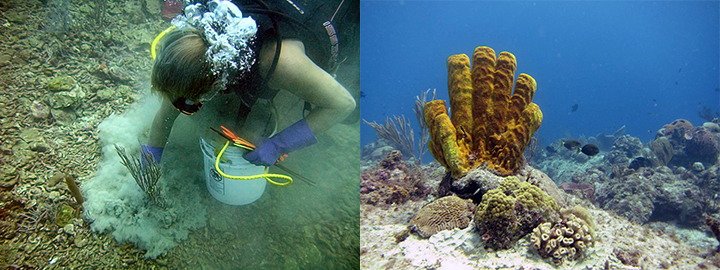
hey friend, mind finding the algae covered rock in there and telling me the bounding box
[55,204,75,227]
[51,108,77,126]
[30,100,50,119]
[473,176,559,249]
[48,75,76,92]
[18,128,49,152]
[50,85,86,109]
[96,87,116,100]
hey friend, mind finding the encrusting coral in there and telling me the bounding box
[424,46,543,178]
[473,176,559,249]
[408,195,475,238]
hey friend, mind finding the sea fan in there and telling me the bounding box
[114,144,166,208]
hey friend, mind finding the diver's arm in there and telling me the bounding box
[259,39,356,134]
[147,97,181,148]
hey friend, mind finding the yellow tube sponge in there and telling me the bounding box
[425,46,543,177]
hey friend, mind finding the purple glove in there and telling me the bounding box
[244,119,317,166]
[141,145,164,165]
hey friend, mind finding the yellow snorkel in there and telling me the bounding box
[151,25,177,60]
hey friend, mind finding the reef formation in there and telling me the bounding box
[424,46,543,178]
[653,119,720,168]
[360,150,432,206]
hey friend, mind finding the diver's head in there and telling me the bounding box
[151,28,219,115]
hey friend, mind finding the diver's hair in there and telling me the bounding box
[151,28,217,100]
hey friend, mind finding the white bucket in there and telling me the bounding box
[200,138,266,205]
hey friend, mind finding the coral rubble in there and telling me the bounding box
[424,46,542,178]
[408,195,475,238]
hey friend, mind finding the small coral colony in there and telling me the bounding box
[362,46,720,265]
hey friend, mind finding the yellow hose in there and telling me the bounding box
[214,140,293,186]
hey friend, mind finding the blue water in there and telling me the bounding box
[360,1,719,161]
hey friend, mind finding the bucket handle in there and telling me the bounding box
[214,140,293,186]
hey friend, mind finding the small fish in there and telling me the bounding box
[360,91,366,98]
[679,68,682,73]
[581,144,599,156]
[571,104,578,112]
[675,81,678,85]
[714,88,719,92]
[563,139,581,152]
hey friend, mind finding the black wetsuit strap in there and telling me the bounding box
[266,24,282,83]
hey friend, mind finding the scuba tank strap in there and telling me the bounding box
[322,20,340,76]
[267,17,282,83]
[323,0,349,75]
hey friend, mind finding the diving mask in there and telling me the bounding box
[171,84,220,115]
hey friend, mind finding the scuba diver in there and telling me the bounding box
[144,0,358,167]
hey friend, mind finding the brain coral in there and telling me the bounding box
[409,195,475,238]
[530,213,595,265]
[473,176,559,249]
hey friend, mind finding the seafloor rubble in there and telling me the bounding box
[0,0,170,268]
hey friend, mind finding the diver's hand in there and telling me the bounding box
[141,145,164,165]
[244,119,317,166]
[244,140,284,166]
